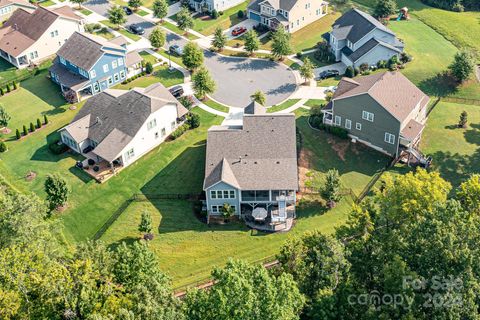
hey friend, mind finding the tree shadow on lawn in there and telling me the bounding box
[428,149,480,189]
[21,71,67,108]
[418,71,458,97]
[30,131,71,162]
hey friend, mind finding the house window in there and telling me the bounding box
[345,119,351,129]
[114,73,119,82]
[103,64,109,72]
[120,70,126,79]
[118,58,124,66]
[112,60,118,69]
[385,132,395,144]
[210,190,217,199]
[125,148,135,160]
[161,128,166,137]
[362,111,374,122]
[155,132,159,139]
[107,76,113,85]
[334,115,341,126]
[93,83,100,92]
[147,118,157,130]
[356,122,362,130]
[90,70,96,78]
[210,190,235,199]
[211,205,220,213]
[171,121,176,130]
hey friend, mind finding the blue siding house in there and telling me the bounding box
[49,32,142,102]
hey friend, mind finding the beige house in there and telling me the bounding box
[247,0,328,33]
[0,6,83,68]
[0,0,35,21]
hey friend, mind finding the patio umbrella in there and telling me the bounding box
[252,207,268,220]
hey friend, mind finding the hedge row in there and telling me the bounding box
[15,115,48,140]
[0,82,19,96]
[170,113,200,140]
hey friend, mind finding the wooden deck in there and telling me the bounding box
[81,158,124,183]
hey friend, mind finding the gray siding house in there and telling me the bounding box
[188,0,244,13]
[322,71,429,157]
[203,102,298,231]
[323,9,404,68]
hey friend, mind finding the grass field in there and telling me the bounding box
[0,59,52,86]
[80,8,93,15]
[172,1,248,36]
[137,9,149,16]
[420,101,480,187]
[160,22,199,40]
[114,65,184,89]
[201,97,230,113]
[266,99,300,113]
[157,49,185,68]
[101,20,142,41]
[304,99,326,108]
[39,0,55,6]
[139,50,158,65]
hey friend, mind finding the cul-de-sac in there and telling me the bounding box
[0,0,479,317]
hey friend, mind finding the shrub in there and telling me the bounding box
[377,60,387,68]
[314,41,335,63]
[15,129,20,140]
[44,174,69,212]
[145,62,153,74]
[6,84,10,93]
[354,67,360,76]
[12,82,17,90]
[36,118,41,129]
[237,10,244,18]
[29,122,35,132]
[361,70,371,75]
[44,114,48,125]
[0,88,3,96]
[186,113,200,129]
[359,63,369,72]
[22,125,27,136]
[296,52,302,58]
[344,66,354,78]
[0,142,7,153]
[48,140,69,154]
[179,95,194,110]
[400,52,412,63]
[170,123,189,140]
[211,9,218,18]
[389,55,399,65]
[218,10,223,15]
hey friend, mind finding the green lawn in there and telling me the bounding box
[91,29,116,40]
[267,99,300,113]
[420,101,480,187]
[80,8,93,15]
[0,59,52,87]
[201,97,229,113]
[136,9,149,16]
[172,2,248,36]
[139,50,158,65]
[157,49,185,68]
[101,20,141,41]
[317,76,341,87]
[39,0,55,6]
[160,22,199,40]
[115,65,184,89]
[304,99,326,108]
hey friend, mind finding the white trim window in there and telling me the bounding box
[384,132,395,144]
[334,115,341,126]
[210,190,235,199]
[362,110,374,122]
[120,70,126,79]
[161,127,166,137]
[356,122,362,130]
[90,70,96,78]
[147,118,157,130]
[93,82,100,92]
[118,58,124,66]
[124,148,135,160]
[114,73,119,82]
[112,60,118,69]
[345,119,351,129]
[103,64,109,72]
[107,76,113,85]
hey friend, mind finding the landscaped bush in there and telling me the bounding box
[44,115,48,125]
[145,62,153,74]
[178,95,194,110]
[345,66,354,78]
[377,60,387,68]
[359,63,369,72]
[354,67,360,76]
[400,52,412,63]
[48,140,69,154]
[170,123,189,140]
[314,41,335,63]
[22,125,27,136]
[296,52,302,58]
[15,129,20,140]
[186,113,200,129]
[0,142,7,153]
[36,118,41,129]
[211,9,218,18]
[29,122,35,132]
[237,10,244,19]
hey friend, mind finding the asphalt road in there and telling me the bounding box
[85,0,298,107]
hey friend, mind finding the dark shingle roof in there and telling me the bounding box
[204,114,298,190]
[344,38,402,62]
[331,8,394,43]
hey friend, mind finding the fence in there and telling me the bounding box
[441,97,480,106]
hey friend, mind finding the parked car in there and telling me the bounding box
[169,85,184,98]
[129,24,145,35]
[169,44,183,56]
[231,26,247,36]
[123,6,133,15]
[317,69,340,80]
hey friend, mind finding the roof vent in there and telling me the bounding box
[276,161,280,164]
[95,116,102,125]
[254,161,257,164]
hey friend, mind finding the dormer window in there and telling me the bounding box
[347,40,352,48]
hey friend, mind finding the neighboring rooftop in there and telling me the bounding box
[331,8,394,43]
[332,71,429,122]
[204,113,298,191]
[0,0,35,9]
[244,101,266,115]
[249,0,327,12]
[63,83,188,162]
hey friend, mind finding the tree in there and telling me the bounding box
[138,211,153,235]
[183,260,305,320]
[456,174,480,214]
[15,128,20,140]
[192,66,216,99]
[70,0,87,9]
[44,174,69,212]
[22,125,27,136]
[176,7,194,34]
[211,27,227,52]
[152,0,168,21]
[322,169,341,207]
[459,110,468,128]
[43,114,48,125]
[149,27,166,50]
[250,90,266,105]
[270,27,292,60]
[186,113,200,128]
[145,61,154,74]
[344,66,354,78]
[108,5,127,29]
[0,141,7,152]
[36,118,41,129]
[220,203,235,222]
[128,0,142,10]
[299,57,314,83]
[449,50,474,83]
[29,122,35,132]
[0,105,11,128]
[182,42,204,70]
[244,29,259,55]
[373,0,397,18]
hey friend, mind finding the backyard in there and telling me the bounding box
[115,65,184,89]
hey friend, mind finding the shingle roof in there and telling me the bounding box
[0,0,35,10]
[125,50,142,67]
[401,119,424,141]
[244,101,266,115]
[342,38,401,62]
[50,59,90,91]
[331,8,394,43]
[57,32,125,71]
[63,83,187,162]
[204,114,298,190]
[333,71,429,122]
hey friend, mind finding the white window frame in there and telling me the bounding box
[93,83,100,92]
[114,73,119,82]
[362,111,374,122]
[90,70,96,78]
[125,148,135,160]
[345,119,351,129]
[112,60,118,69]
[118,58,124,66]
[171,121,176,130]
[103,64,109,72]
[147,118,157,130]
[384,132,395,144]
[334,115,341,126]
[161,127,166,137]
[356,122,362,130]
[107,76,113,85]
[210,190,235,199]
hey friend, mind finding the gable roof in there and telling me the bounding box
[244,101,266,115]
[57,32,125,71]
[0,0,35,10]
[0,6,81,57]
[344,38,401,62]
[204,114,298,190]
[332,71,429,122]
[63,83,188,162]
[331,8,394,43]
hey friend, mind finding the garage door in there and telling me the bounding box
[249,11,261,22]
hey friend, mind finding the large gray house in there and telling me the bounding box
[203,102,298,231]
[323,9,404,68]
[188,0,244,13]
[322,71,429,157]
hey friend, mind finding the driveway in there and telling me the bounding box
[204,51,298,108]
[314,62,347,78]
